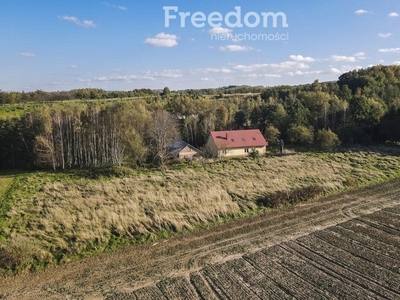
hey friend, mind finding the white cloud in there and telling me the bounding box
[327,65,359,75]
[220,45,253,52]
[143,70,182,78]
[378,48,400,53]
[59,15,79,24]
[354,52,366,57]
[287,65,364,77]
[355,9,370,15]
[379,33,393,38]
[59,16,96,28]
[243,74,281,79]
[340,65,363,72]
[82,20,95,28]
[16,52,35,57]
[287,71,304,76]
[289,55,315,62]
[103,2,127,10]
[393,61,400,65]
[144,33,178,47]
[330,68,342,75]
[191,68,232,74]
[95,70,182,82]
[329,55,356,62]
[208,27,232,34]
[51,81,71,86]
[69,65,78,68]
[389,12,399,17]
[233,61,310,73]
[95,75,152,82]
[353,52,367,60]
[287,70,323,76]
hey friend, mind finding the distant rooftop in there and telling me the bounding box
[209,129,268,149]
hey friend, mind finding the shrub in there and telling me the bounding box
[0,245,22,270]
[315,129,341,151]
[256,185,324,208]
[249,148,260,159]
[287,125,314,144]
[264,126,280,145]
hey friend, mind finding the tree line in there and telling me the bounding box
[0,88,159,104]
[1,65,400,170]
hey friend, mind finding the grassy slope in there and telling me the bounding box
[0,173,14,201]
[1,147,400,274]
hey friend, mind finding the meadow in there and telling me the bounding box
[1,146,400,275]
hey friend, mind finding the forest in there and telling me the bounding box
[1,65,400,170]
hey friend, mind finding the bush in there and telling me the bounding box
[0,245,22,270]
[264,126,280,145]
[287,125,314,144]
[315,129,341,151]
[0,239,52,274]
[249,148,260,159]
[256,185,324,208]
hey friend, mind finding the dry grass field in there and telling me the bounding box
[0,147,400,276]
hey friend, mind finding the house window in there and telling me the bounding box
[222,150,227,155]
[242,138,246,142]
[252,137,257,141]
[244,148,249,153]
[231,139,235,142]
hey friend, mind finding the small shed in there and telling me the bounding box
[169,140,200,159]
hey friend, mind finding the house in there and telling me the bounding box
[169,140,200,159]
[206,129,268,158]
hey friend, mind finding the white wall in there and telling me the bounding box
[220,146,266,157]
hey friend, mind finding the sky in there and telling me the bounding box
[1,0,400,92]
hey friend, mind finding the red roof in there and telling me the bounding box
[209,129,268,149]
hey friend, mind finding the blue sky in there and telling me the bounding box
[1,0,399,91]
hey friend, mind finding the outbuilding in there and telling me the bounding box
[169,140,200,159]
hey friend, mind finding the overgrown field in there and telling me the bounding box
[1,147,400,275]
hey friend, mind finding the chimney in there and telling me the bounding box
[226,132,228,140]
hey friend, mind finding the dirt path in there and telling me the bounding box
[1,179,400,299]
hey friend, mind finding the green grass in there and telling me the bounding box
[0,172,15,200]
[1,147,400,275]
